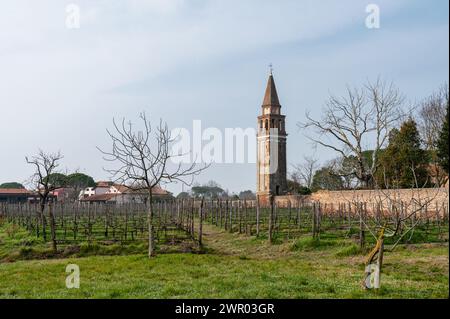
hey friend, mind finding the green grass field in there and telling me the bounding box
[0,221,448,299]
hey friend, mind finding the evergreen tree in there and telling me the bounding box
[311,167,344,192]
[0,182,25,189]
[377,119,429,188]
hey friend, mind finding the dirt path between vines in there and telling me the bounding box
[200,223,296,259]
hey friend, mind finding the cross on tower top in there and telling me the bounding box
[269,63,273,75]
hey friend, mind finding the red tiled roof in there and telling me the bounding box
[112,184,130,193]
[80,193,118,202]
[90,181,171,196]
[151,186,171,195]
[96,181,113,188]
[112,184,170,195]
[0,189,32,195]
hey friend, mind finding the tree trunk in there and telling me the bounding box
[48,201,57,253]
[268,196,274,244]
[359,204,365,249]
[40,199,47,241]
[312,203,317,239]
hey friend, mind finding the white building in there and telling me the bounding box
[79,181,172,203]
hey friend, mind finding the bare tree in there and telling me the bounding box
[98,112,208,258]
[418,84,448,150]
[26,150,65,253]
[417,84,449,186]
[299,78,404,188]
[291,156,319,189]
[328,156,358,189]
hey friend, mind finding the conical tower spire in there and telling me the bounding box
[262,72,281,107]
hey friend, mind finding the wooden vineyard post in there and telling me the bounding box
[274,201,279,237]
[443,203,447,235]
[73,203,78,241]
[104,204,109,238]
[238,200,242,234]
[215,199,219,226]
[244,199,250,236]
[287,200,292,239]
[312,202,321,240]
[209,200,212,226]
[89,202,94,244]
[256,195,260,237]
[124,204,129,241]
[182,201,187,233]
[61,202,66,240]
[347,202,352,234]
[317,202,321,238]
[176,200,180,228]
[181,199,185,230]
[190,200,195,239]
[436,202,441,240]
[224,200,228,231]
[229,201,233,233]
[219,200,223,228]
[268,195,274,244]
[186,200,190,237]
[48,201,57,253]
[359,203,365,249]
[199,197,204,248]
[27,203,32,234]
[312,202,316,239]
[33,202,39,238]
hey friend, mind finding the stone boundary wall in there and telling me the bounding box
[190,188,449,214]
[309,188,448,205]
[271,188,449,209]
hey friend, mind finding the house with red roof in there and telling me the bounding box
[0,188,35,203]
[79,182,172,203]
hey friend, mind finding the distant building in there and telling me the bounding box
[78,181,113,200]
[49,188,73,202]
[79,182,172,204]
[0,189,34,203]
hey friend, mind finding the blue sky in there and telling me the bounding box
[0,0,448,195]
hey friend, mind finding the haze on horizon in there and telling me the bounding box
[0,0,448,195]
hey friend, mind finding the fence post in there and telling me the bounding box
[199,197,204,248]
[256,195,260,237]
[269,195,274,244]
[359,203,365,249]
[312,202,317,239]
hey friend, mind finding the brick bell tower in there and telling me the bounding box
[257,69,288,199]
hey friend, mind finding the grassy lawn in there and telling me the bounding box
[0,222,448,299]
